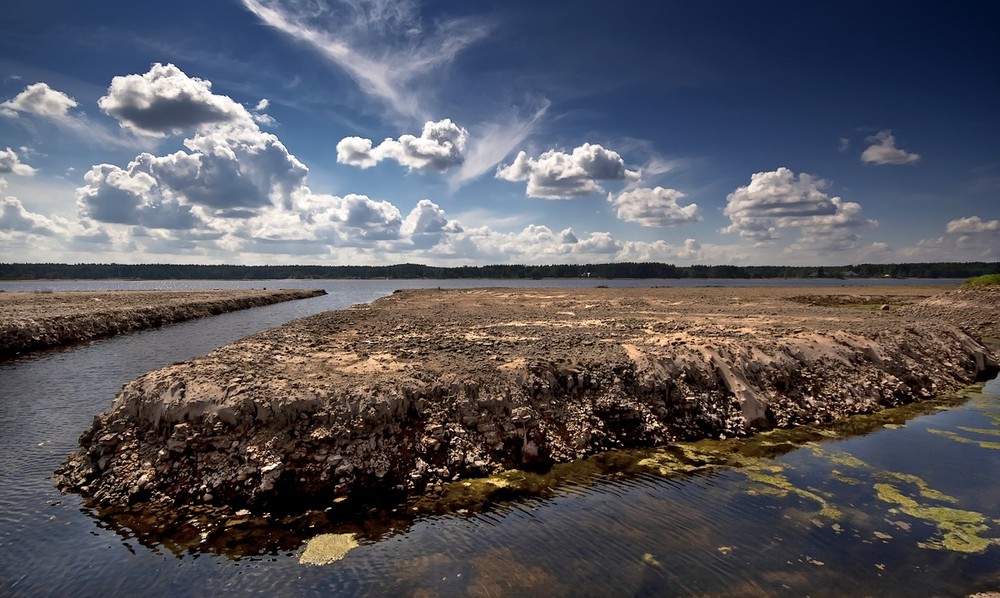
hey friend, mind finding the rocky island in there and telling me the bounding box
[0,288,326,358]
[56,285,999,517]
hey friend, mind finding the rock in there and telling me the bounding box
[54,285,1000,517]
[0,289,326,358]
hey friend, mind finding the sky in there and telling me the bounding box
[1,0,998,267]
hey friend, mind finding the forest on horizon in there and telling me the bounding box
[1,261,998,281]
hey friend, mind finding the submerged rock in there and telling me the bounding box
[55,286,999,516]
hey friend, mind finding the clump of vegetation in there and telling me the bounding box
[963,274,1000,287]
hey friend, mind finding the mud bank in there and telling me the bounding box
[56,286,999,514]
[1,288,326,358]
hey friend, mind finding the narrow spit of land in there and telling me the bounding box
[0,288,326,358]
[56,285,999,519]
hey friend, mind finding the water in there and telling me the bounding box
[1,278,996,596]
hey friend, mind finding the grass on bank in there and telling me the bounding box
[963,274,1000,287]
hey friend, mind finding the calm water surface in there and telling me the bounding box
[1,279,996,596]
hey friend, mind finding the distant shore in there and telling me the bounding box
[56,285,999,518]
[0,288,326,358]
[3,260,997,282]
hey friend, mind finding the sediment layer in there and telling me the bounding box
[56,285,999,512]
[0,288,326,358]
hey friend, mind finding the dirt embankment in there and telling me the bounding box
[0,288,326,358]
[56,285,999,514]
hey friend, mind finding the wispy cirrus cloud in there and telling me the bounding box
[448,99,550,190]
[241,0,491,120]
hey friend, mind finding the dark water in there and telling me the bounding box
[2,278,997,596]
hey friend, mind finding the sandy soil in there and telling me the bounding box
[56,284,999,515]
[0,288,325,358]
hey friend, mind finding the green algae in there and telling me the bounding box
[743,466,842,519]
[411,382,991,521]
[956,425,1000,437]
[299,532,360,565]
[883,472,958,504]
[927,428,1000,450]
[873,483,998,554]
[809,447,867,469]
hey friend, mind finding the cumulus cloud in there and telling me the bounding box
[337,119,468,172]
[401,199,462,248]
[496,143,640,199]
[0,147,37,176]
[76,162,201,230]
[0,82,78,119]
[77,121,308,228]
[945,215,999,234]
[617,238,720,263]
[723,167,874,243]
[77,64,309,231]
[0,180,72,240]
[432,224,621,264]
[98,63,249,136]
[0,196,68,236]
[241,0,489,119]
[608,186,700,227]
[861,130,920,165]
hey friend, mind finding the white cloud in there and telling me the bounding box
[0,196,69,236]
[0,180,75,242]
[617,238,721,263]
[241,0,489,119]
[251,99,276,126]
[903,232,999,262]
[2,81,155,150]
[337,118,468,172]
[448,99,550,189]
[0,82,78,119]
[0,147,37,176]
[98,63,250,136]
[76,162,201,230]
[75,65,308,231]
[401,199,462,248]
[77,120,309,229]
[861,130,920,165]
[432,224,621,264]
[723,167,874,244]
[609,186,700,227]
[946,215,999,234]
[496,143,640,199]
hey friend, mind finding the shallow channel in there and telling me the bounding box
[1,279,996,596]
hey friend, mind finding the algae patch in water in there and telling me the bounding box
[743,466,842,520]
[873,483,998,554]
[299,533,360,565]
[927,428,1000,450]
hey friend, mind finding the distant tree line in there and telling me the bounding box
[1,261,997,281]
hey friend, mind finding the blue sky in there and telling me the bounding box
[1,0,997,266]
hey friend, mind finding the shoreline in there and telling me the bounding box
[0,288,326,359]
[56,285,999,518]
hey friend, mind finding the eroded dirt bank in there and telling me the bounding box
[56,285,999,514]
[0,288,326,358]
